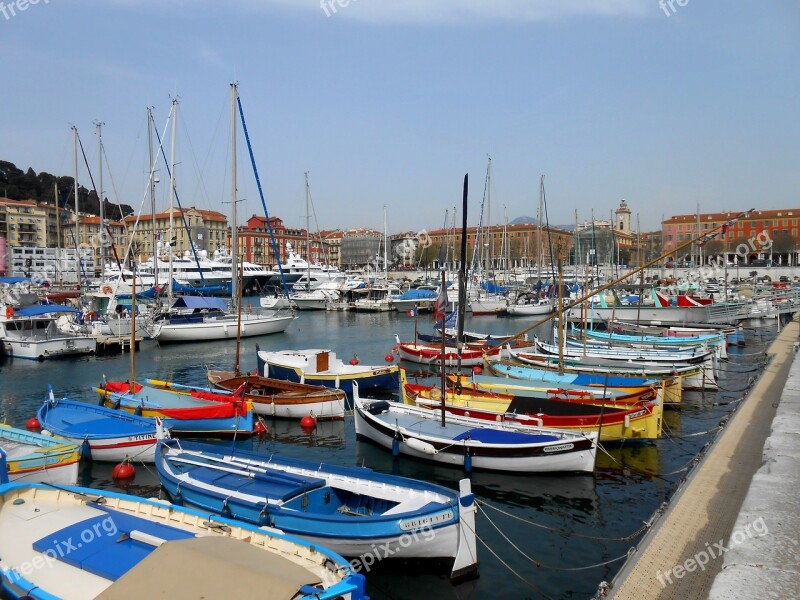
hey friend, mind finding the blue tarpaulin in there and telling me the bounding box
[170,296,227,311]
[16,305,82,317]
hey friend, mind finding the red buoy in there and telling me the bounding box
[384,353,394,363]
[472,366,483,374]
[300,415,317,429]
[112,460,136,480]
[254,420,268,435]
[349,355,359,366]
[26,417,41,431]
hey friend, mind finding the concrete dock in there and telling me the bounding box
[605,317,799,599]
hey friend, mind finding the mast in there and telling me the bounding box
[95,120,106,273]
[167,98,178,306]
[486,156,492,275]
[383,204,388,279]
[305,172,311,290]
[130,271,136,394]
[230,83,240,309]
[72,125,80,284]
[147,107,159,294]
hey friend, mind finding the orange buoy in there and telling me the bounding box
[26,417,41,431]
[5,306,13,319]
[254,420,268,435]
[349,355,359,366]
[384,353,394,363]
[112,460,136,480]
[472,366,483,374]
[300,415,317,429]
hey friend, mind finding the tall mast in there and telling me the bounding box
[486,156,492,273]
[230,83,239,308]
[95,120,105,274]
[147,107,158,292]
[167,98,178,305]
[383,204,388,278]
[72,125,79,263]
[305,171,311,289]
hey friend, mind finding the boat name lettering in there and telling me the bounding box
[399,510,453,531]
[628,410,647,419]
[543,443,575,453]
[131,434,156,441]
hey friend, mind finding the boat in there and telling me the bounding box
[0,304,96,361]
[505,295,553,316]
[0,424,80,485]
[391,286,439,312]
[0,481,367,600]
[155,439,479,581]
[486,360,682,405]
[507,346,711,390]
[156,374,348,421]
[400,373,662,443]
[354,381,597,472]
[257,347,399,395]
[96,381,256,437]
[148,88,296,344]
[351,283,403,312]
[151,295,295,343]
[37,393,163,463]
[393,334,502,366]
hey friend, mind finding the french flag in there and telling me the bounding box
[407,308,418,317]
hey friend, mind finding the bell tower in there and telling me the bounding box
[615,199,631,232]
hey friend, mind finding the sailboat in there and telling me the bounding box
[152,86,295,343]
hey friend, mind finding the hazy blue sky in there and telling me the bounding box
[1,0,798,234]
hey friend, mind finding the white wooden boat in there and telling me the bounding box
[353,382,597,473]
[156,439,479,581]
[0,424,80,485]
[0,481,367,600]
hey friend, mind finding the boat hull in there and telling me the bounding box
[155,314,295,343]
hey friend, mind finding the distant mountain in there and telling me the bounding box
[509,215,537,225]
[509,215,574,231]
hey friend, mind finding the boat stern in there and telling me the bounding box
[450,478,479,582]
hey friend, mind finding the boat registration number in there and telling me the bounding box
[543,443,575,453]
[399,510,454,531]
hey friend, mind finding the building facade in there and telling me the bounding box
[662,208,797,266]
[123,207,228,260]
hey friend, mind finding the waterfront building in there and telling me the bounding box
[662,208,800,266]
[123,207,228,260]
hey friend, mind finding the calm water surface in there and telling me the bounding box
[0,301,779,600]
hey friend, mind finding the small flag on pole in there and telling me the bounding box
[407,309,417,317]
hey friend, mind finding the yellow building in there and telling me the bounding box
[123,207,229,260]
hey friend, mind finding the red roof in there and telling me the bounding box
[663,208,799,224]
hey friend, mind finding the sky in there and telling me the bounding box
[1,0,798,235]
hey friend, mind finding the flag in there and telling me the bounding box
[407,309,417,317]
[434,287,448,323]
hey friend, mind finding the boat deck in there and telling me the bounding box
[372,405,562,444]
[606,318,798,599]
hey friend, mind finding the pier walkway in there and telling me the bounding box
[605,317,799,599]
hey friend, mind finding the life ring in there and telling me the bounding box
[86,311,99,322]
[5,306,13,319]
[101,285,113,294]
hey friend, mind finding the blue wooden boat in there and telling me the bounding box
[0,480,366,600]
[257,347,399,395]
[96,380,255,437]
[0,424,80,485]
[155,439,479,581]
[37,392,162,463]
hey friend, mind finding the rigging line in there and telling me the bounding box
[176,103,215,209]
[472,532,555,600]
[477,500,651,542]
[152,108,207,286]
[236,94,291,300]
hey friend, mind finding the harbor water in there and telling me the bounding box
[0,302,779,600]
